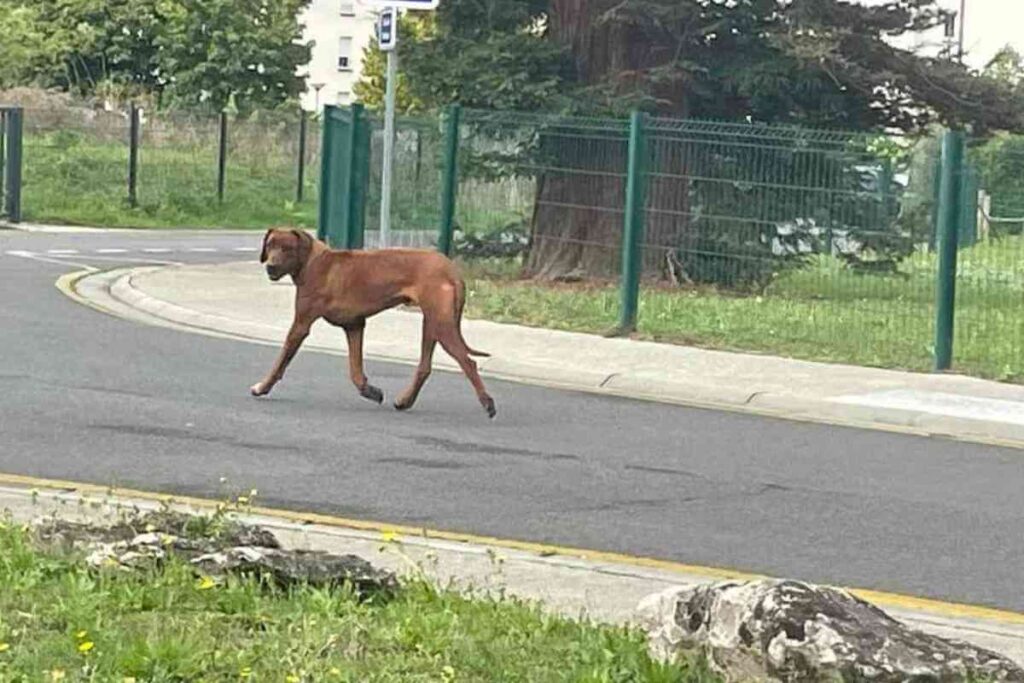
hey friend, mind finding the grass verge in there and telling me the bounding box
[460,242,1024,382]
[0,519,713,682]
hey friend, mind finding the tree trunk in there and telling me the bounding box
[524,0,692,281]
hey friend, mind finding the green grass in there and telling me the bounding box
[22,130,318,230]
[0,519,712,682]
[460,238,1024,382]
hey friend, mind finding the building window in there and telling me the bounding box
[340,1,355,15]
[338,37,353,70]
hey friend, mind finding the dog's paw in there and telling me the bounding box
[482,397,497,419]
[250,382,271,397]
[360,384,384,405]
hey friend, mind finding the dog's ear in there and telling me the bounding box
[291,229,313,263]
[259,229,273,263]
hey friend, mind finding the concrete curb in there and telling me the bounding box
[63,264,1024,450]
[2,479,1023,665]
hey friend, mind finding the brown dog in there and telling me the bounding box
[250,228,496,418]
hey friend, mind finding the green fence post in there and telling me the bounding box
[217,111,228,203]
[316,106,335,242]
[344,103,366,250]
[296,109,307,203]
[614,110,648,335]
[3,108,23,223]
[437,104,462,257]
[934,129,965,372]
[128,103,139,208]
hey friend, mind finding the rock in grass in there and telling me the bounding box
[32,511,396,599]
[637,579,1024,682]
[191,546,398,596]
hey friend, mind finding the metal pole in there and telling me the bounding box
[296,110,307,203]
[437,104,461,256]
[616,110,648,335]
[380,36,398,248]
[217,111,228,203]
[3,108,23,223]
[934,129,964,372]
[957,0,966,63]
[128,104,139,208]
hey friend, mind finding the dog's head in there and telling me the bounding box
[259,228,314,281]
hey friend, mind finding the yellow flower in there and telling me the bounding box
[0,642,10,653]
[329,668,342,677]
[75,630,88,640]
[51,671,66,681]
[286,675,300,683]
[381,529,399,543]
[197,576,217,590]
[78,641,95,654]
[239,667,253,679]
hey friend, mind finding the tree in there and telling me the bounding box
[156,0,311,113]
[0,3,61,89]
[984,46,1024,89]
[359,0,1024,281]
[5,0,312,113]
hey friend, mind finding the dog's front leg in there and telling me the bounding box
[251,318,312,397]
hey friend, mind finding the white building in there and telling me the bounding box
[298,0,379,111]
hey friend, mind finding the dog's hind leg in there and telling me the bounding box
[394,318,436,412]
[435,321,496,419]
[343,321,384,404]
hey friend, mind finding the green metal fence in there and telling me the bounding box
[16,106,319,229]
[367,106,1021,380]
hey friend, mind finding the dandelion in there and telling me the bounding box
[51,670,66,681]
[78,641,95,654]
[239,667,253,679]
[329,668,342,677]
[381,529,398,543]
[286,675,300,683]
[0,642,9,653]
[75,630,88,640]
[197,576,217,590]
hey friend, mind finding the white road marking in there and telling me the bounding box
[187,247,219,253]
[47,249,79,255]
[142,248,173,253]
[96,248,128,254]
[233,247,258,252]
[5,250,99,272]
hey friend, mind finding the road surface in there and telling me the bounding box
[2,228,1024,612]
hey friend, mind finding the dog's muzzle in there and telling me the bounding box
[265,265,285,281]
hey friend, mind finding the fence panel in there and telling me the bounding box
[21,107,129,226]
[362,115,444,249]
[956,140,1024,380]
[636,119,941,372]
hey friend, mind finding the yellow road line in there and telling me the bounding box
[1,471,1022,627]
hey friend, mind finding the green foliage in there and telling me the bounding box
[975,134,1024,227]
[0,3,59,88]
[357,0,572,114]
[3,0,311,112]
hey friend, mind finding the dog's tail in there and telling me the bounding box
[454,278,490,358]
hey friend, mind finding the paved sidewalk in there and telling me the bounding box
[2,480,1023,665]
[72,260,1024,447]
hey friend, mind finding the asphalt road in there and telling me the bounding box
[3,228,1024,612]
